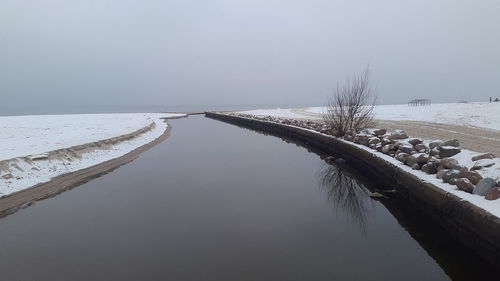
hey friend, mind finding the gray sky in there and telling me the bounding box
[1,0,499,112]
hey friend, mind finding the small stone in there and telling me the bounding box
[470,159,496,171]
[382,144,394,154]
[411,163,421,170]
[471,153,495,162]
[396,153,409,164]
[457,170,483,185]
[414,143,428,152]
[398,144,415,154]
[421,163,438,174]
[485,188,500,200]
[449,178,459,185]
[430,148,440,157]
[436,169,448,179]
[388,130,409,140]
[473,177,497,196]
[408,138,423,146]
[429,140,444,150]
[438,146,461,158]
[368,137,381,145]
[373,128,387,136]
[442,169,461,183]
[441,139,460,147]
[441,158,459,169]
[456,178,474,193]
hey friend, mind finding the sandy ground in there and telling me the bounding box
[375,120,500,156]
[0,119,176,218]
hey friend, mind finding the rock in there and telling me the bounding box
[388,130,408,140]
[438,146,461,158]
[441,139,460,147]
[430,148,440,157]
[414,143,428,151]
[411,163,421,170]
[396,153,409,164]
[457,170,483,185]
[373,128,387,136]
[414,153,430,164]
[382,144,394,154]
[441,158,459,169]
[381,138,391,146]
[473,177,497,196]
[421,163,438,174]
[436,169,449,179]
[485,188,500,200]
[471,153,495,162]
[456,178,475,193]
[470,159,496,171]
[368,137,381,145]
[449,178,459,185]
[408,138,423,146]
[442,169,461,183]
[429,140,444,150]
[398,144,415,154]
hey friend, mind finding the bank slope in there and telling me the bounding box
[0,113,185,197]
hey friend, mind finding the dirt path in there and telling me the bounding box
[376,120,500,156]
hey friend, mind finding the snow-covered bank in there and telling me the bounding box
[238,102,500,131]
[0,113,185,197]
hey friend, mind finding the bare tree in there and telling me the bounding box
[323,67,376,136]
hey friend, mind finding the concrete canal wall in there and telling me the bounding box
[205,111,500,269]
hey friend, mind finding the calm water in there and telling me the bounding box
[0,116,496,280]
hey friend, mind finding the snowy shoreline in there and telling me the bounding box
[0,113,185,198]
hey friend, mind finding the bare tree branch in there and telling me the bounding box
[323,67,376,136]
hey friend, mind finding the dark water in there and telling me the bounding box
[0,116,495,280]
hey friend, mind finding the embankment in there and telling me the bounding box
[206,111,500,269]
[0,117,179,217]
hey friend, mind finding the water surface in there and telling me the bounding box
[0,116,495,280]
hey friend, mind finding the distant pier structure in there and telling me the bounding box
[408,99,431,107]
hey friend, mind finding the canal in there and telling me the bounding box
[0,116,496,280]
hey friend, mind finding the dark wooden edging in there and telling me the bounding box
[205,111,500,269]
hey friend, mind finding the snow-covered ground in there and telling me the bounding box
[238,102,500,131]
[0,113,185,197]
[305,102,500,131]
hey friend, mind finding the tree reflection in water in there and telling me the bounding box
[318,163,374,233]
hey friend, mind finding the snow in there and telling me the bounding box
[238,102,500,131]
[305,102,500,131]
[0,113,185,197]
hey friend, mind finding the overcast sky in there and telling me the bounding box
[1,0,499,112]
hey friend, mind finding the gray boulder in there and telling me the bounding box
[473,177,497,196]
[441,139,460,147]
[408,138,423,146]
[438,146,461,158]
[421,163,438,174]
[442,169,461,183]
[429,140,444,150]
